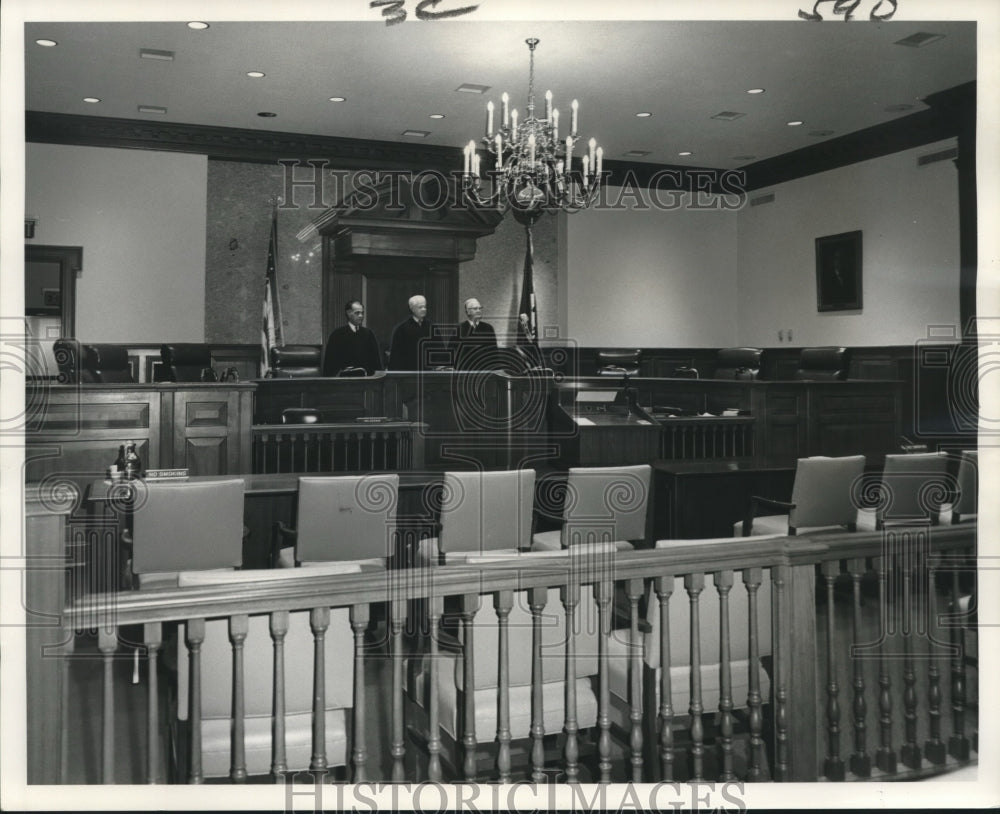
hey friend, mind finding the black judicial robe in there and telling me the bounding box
[388,317,435,371]
[322,325,384,376]
[453,320,499,370]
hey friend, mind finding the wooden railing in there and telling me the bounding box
[251,422,423,474]
[658,416,755,461]
[53,524,977,785]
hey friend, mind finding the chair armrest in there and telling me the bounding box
[436,628,463,655]
[742,496,796,537]
[271,521,297,568]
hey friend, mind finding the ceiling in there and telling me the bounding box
[24,18,976,169]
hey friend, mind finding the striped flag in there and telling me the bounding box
[517,229,539,353]
[260,211,283,376]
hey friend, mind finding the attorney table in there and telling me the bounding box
[651,459,796,540]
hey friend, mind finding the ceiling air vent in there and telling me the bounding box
[137,105,167,114]
[749,192,775,207]
[455,83,490,94]
[711,111,746,121]
[623,150,651,158]
[139,48,175,61]
[894,32,945,48]
[918,147,958,167]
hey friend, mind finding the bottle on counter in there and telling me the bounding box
[123,441,142,481]
[109,444,126,480]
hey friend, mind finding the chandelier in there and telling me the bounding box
[461,38,604,225]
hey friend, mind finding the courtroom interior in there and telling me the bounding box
[11,10,986,799]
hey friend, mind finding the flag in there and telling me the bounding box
[516,229,539,358]
[260,211,283,376]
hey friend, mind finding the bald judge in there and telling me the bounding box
[322,300,384,376]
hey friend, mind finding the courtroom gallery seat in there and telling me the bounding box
[175,562,361,780]
[270,344,322,378]
[272,474,398,568]
[160,343,215,382]
[739,454,867,537]
[53,337,92,383]
[129,478,245,589]
[712,347,762,380]
[856,451,951,530]
[82,343,134,383]
[793,346,849,381]
[946,450,978,524]
[532,464,652,552]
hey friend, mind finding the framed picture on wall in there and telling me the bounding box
[815,230,863,312]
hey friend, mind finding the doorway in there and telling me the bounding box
[25,244,81,376]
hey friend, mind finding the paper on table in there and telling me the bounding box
[574,416,595,426]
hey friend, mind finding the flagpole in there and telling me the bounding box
[269,199,284,347]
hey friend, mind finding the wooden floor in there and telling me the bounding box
[61,575,978,785]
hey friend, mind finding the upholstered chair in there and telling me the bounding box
[739,455,866,537]
[596,349,642,377]
[856,451,951,531]
[270,345,322,378]
[793,347,850,381]
[82,343,134,383]
[713,348,763,380]
[160,343,214,382]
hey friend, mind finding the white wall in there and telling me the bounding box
[25,143,207,343]
[563,192,738,347]
[737,138,961,347]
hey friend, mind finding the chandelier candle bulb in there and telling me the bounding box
[565,135,573,169]
[495,134,503,169]
[501,92,509,127]
[463,142,470,176]
[528,133,536,164]
[588,137,596,168]
[571,99,578,136]
[582,153,590,184]
[545,89,552,119]
[472,153,480,177]
[511,109,518,139]
[596,146,603,178]
[486,100,494,136]
[552,108,559,140]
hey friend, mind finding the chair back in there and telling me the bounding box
[437,469,536,555]
[597,349,641,376]
[789,454,866,531]
[713,347,762,380]
[561,464,651,547]
[270,345,322,378]
[794,346,849,381]
[952,450,978,522]
[294,474,399,564]
[282,408,320,424]
[160,343,214,382]
[131,478,245,576]
[879,452,950,524]
[53,338,91,383]
[82,343,133,383]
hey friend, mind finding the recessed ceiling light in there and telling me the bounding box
[711,111,746,121]
[746,88,765,95]
[787,120,804,126]
[83,97,101,104]
[328,96,346,103]
[884,103,914,113]
[246,71,266,78]
[635,112,652,118]
[678,151,693,156]
[429,113,445,120]
[35,39,58,47]
[187,21,210,30]
[456,83,490,94]
[137,105,167,114]
[402,130,430,138]
[894,32,945,48]
[140,48,175,61]
[257,111,277,117]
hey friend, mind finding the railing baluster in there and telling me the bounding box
[821,560,844,780]
[743,567,765,781]
[229,615,248,782]
[98,625,118,784]
[461,594,480,781]
[715,570,735,781]
[684,572,705,780]
[873,555,897,773]
[186,618,206,784]
[145,623,162,784]
[529,587,547,784]
[309,606,330,775]
[427,595,443,782]
[391,598,408,782]
[655,575,675,781]
[269,611,289,779]
[351,603,370,782]
[772,564,789,781]
[595,579,613,784]
[847,559,870,777]
[924,555,946,766]
[901,553,921,770]
[561,581,580,782]
[495,590,513,783]
[626,578,644,782]
[948,567,970,760]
